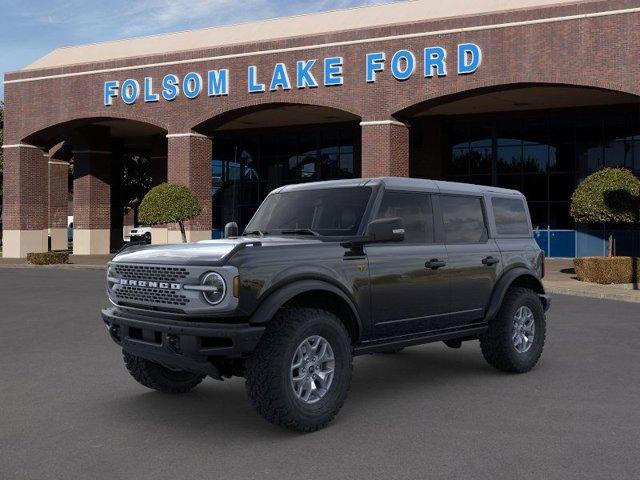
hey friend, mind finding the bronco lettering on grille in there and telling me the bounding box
[119,279,181,290]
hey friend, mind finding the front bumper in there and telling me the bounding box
[102,307,265,377]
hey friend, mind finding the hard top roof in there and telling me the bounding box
[276,177,523,196]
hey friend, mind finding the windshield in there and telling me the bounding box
[244,187,373,237]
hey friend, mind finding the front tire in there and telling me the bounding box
[123,351,205,393]
[245,307,352,432]
[479,287,546,373]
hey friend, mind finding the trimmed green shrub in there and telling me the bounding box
[570,168,640,256]
[27,251,69,265]
[574,256,640,284]
[138,183,202,243]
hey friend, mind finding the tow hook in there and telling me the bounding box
[105,323,121,342]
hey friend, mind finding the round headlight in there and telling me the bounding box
[201,272,226,305]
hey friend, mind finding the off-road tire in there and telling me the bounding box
[245,307,353,432]
[123,351,205,393]
[479,287,546,373]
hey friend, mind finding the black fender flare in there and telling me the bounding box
[484,267,546,322]
[248,279,363,340]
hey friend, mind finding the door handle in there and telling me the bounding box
[482,256,500,266]
[425,259,446,270]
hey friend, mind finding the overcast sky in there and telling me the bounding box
[0,0,397,100]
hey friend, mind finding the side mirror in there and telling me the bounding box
[364,217,405,243]
[224,222,239,238]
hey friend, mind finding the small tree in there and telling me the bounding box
[570,168,640,256]
[138,183,202,243]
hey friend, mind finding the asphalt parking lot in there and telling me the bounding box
[1,268,639,480]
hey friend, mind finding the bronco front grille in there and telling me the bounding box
[113,264,189,283]
[115,285,190,306]
[110,263,193,308]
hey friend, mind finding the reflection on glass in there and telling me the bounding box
[445,107,640,229]
[211,125,358,232]
[246,187,372,237]
[497,146,522,173]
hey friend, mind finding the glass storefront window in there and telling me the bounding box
[604,140,632,168]
[443,105,640,229]
[469,147,492,174]
[497,145,522,174]
[523,144,548,173]
[211,123,359,234]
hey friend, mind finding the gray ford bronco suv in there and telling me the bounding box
[102,177,550,432]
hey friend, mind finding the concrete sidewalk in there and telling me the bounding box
[0,254,111,270]
[544,259,640,303]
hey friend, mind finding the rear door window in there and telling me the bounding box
[440,195,488,244]
[376,191,434,243]
[492,197,530,235]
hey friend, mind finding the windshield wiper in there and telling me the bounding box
[243,230,268,237]
[279,228,320,237]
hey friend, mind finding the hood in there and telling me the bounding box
[112,236,323,265]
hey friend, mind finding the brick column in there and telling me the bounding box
[72,127,112,255]
[150,134,169,244]
[166,132,212,243]
[151,134,168,186]
[48,146,69,251]
[1,144,49,258]
[360,120,410,178]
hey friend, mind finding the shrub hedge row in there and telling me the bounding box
[26,251,70,265]
[573,256,640,284]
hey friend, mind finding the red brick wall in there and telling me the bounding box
[167,135,213,231]
[362,123,409,177]
[4,0,640,146]
[2,146,48,230]
[73,151,111,230]
[48,161,68,229]
[3,0,640,236]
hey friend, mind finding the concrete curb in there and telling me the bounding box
[544,282,640,304]
[0,263,106,271]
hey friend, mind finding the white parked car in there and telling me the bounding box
[67,216,74,242]
[128,226,152,243]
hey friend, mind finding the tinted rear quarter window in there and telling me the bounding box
[492,197,530,235]
[440,195,488,244]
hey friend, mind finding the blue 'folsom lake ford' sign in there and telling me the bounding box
[103,43,481,106]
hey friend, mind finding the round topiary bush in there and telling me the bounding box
[570,168,640,256]
[138,183,202,243]
[570,168,640,224]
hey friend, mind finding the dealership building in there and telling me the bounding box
[3,0,640,257]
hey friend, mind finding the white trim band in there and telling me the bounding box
[48,160,70,165]
[1,143,42,150]
[4,7,639,85]
[360,120,408,127]
[166,133,211,139]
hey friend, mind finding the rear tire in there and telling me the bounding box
[123,351,205,393]
[245,307,352,432]
[479,287,546,373]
